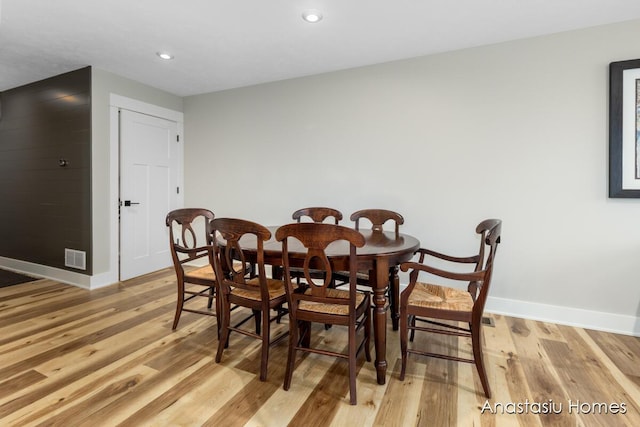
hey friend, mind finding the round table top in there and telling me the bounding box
[241,226,421,262]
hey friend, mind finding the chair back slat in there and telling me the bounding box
[276,223,364,308]
[472,219,502,313]
[292,207,343,224]
[350,209,404,236]
[166,208,215,269]
[210,218,271,297]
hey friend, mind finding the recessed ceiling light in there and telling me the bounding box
[302,9,323,23]
[156,52,174,60]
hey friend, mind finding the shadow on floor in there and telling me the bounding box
[0,269,39,288]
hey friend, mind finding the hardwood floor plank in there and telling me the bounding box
[487,314,540,427]
[0,278,174,347]
[418,335,459,427]
[287,352,364,424]
[14,368,157,426]
[0,370,48,401]
[81,325,218,425]
[371,358,425,426]
[546,325,640,426]
[0,307,117,363]
[579,328,640,405]
[11,316,216,425]
[506,317,574,426]
[331,346,394,426]
[107,359,231,426]
[586,329,640,380]
[244,341,331,426]
[0,297,174,379]
[0,280,68,305]
[0,303,174,418]
[0,269,637,426]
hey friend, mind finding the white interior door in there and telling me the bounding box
[119,109,180,280]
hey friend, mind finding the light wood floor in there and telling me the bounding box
[0,269,638,426]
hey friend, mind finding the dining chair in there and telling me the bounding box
[275,222,371,405]
[351,209,404,236]
[290,207,344,289]
[398,219,502,398]
[291,206,343,224]
[165,208,218,330]
[210,218,288,381]
[335,209,405,329]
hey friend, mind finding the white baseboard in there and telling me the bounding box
[486,296,640,337]
[0,257,118,290]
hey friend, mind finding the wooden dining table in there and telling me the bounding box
[233,225,420,385]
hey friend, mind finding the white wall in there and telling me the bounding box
[184,19,640,335]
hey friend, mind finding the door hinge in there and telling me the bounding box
[177,187,180,194]
[176,135,180,142]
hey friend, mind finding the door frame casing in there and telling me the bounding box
[109,94,184,284]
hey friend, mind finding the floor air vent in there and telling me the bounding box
[65,249,87,270]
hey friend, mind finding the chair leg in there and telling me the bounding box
[348,319,357,405]
[283,321,298,391]
[276,305,284,324]
[259,308,270,381]
[207,285,215,309]
[389,267,400,331]
[172,282,185,330]
[364,308,371,362]
[400,309,408,380]
[216,300,230,363]
[299,321,311,348]
[215,291,222,340]
[253,309,261,335]
[324,273,340,330]
[409,315,416,342]
[472,322,491,398]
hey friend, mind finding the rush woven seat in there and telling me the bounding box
[298,287,366,315]
[406,282,474,311]
[230,277,287,301]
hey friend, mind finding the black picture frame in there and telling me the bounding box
[609,59,640,198]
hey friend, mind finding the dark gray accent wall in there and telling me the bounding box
[0,67,92,274]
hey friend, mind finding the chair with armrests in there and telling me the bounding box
[275,222,371,405]
[292,206,343,224]
[210,218,288,381]
[398,219,502,398]
[335,209,405,329]
[165,208,217,330]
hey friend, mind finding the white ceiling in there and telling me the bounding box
[2,0,640,97]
